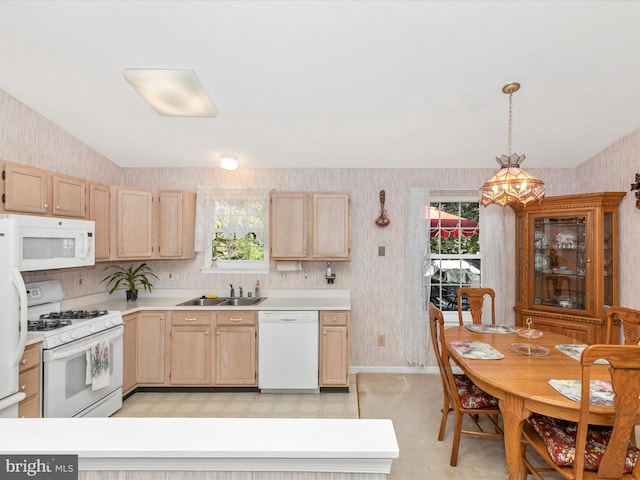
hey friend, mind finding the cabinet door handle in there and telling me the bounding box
[20,385,27,391]
[185,317,197,322]
[205,331,209,335]
[230,318,241,322]
[43,203,48,209]
[21,359,28,365]
[56,205,60,210]
[216,331,220,335]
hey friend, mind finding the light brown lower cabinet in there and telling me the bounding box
[136,311,166,385]
[215,311,257,386]
[168,311,212,385]
[122,313,138,395]
[18,343,41,418]
[319,311,350,387]
[517,312,596,344]
[124,309,350,393]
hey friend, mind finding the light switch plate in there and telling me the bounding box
[378,246,385,256]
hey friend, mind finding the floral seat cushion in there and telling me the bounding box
[453,374,499,409]
[527,413,639,473]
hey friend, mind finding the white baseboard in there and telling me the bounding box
[350,366,439,375]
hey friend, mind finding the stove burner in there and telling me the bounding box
[41,310,110,320]
[28,318,73,331]
[28,310,110,331]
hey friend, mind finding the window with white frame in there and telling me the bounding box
[194,189,269,274]
[427,196,481,313]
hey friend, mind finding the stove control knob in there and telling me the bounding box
[105,320,112,328]
[70,331,78,339]
[61,334,69,343]
[89,325,97,333]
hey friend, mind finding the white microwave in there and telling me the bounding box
[0,214,95,272]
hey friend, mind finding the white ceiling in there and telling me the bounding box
[1,1,639,170]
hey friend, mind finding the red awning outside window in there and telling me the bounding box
[426,206,479,239]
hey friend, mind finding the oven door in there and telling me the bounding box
[42,326,123,418]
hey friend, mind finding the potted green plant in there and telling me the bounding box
[102,263,159,301]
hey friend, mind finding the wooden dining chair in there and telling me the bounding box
[521,344,640,479]
[605,306,640,345]
[428,302,503,467]
[456,287,496,326]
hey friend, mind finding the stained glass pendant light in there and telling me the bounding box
[479,82,545,207]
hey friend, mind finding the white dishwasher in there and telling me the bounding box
[258,311,319,393]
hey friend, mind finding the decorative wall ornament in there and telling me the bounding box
[631,173,640,209]
[375,190,390,227]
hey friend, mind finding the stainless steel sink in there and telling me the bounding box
[176,297,227,307]
[220,297,266,307]
[176,297,266,307]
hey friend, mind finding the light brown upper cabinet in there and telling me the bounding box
[51,174,86,217]
[112,186,155,259]
[109,187,196,261]
[2,163,86,217]
[270,191,351,261]
[88,182,110,260]
[158,190,196,259]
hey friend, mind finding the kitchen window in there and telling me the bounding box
[194,189,269,274]
[427,197,481,313]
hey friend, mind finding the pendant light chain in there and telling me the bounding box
[507,91,513,156]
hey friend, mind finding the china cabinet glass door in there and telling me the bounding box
[603,211,614,307]
[532,215,588,311]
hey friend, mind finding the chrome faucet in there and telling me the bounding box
[239,286,244,298]
[229,284,235,298]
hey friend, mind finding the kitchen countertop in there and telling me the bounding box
[25,336,42,346]
[0,417,398,475]
[63,288,351,314]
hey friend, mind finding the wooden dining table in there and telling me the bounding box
[444,325,615,480]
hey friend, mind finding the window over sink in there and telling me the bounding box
[194,188,270,274]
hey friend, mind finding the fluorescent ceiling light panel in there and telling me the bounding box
[123,69,217,117]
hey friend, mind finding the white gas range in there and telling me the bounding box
[26,280,124,418]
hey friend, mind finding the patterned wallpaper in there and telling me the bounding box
[2,89,637,368]
[574,128,640,309]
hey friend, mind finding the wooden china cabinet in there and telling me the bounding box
[511,192,625,344]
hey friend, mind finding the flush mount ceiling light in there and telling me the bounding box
[220,154,238,171]
[123,69,217,117]
[479,82,545,207]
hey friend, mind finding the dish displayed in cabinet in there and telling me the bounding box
[534,253,549,271]
[534,230,547,248]
[555,230,578,248]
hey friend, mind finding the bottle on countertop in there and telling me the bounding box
[255,280,261,298]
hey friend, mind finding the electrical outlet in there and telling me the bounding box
[377,334,385,346]
[168,272,173,280]
[378,246,385,256]
[78,277,84,286]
